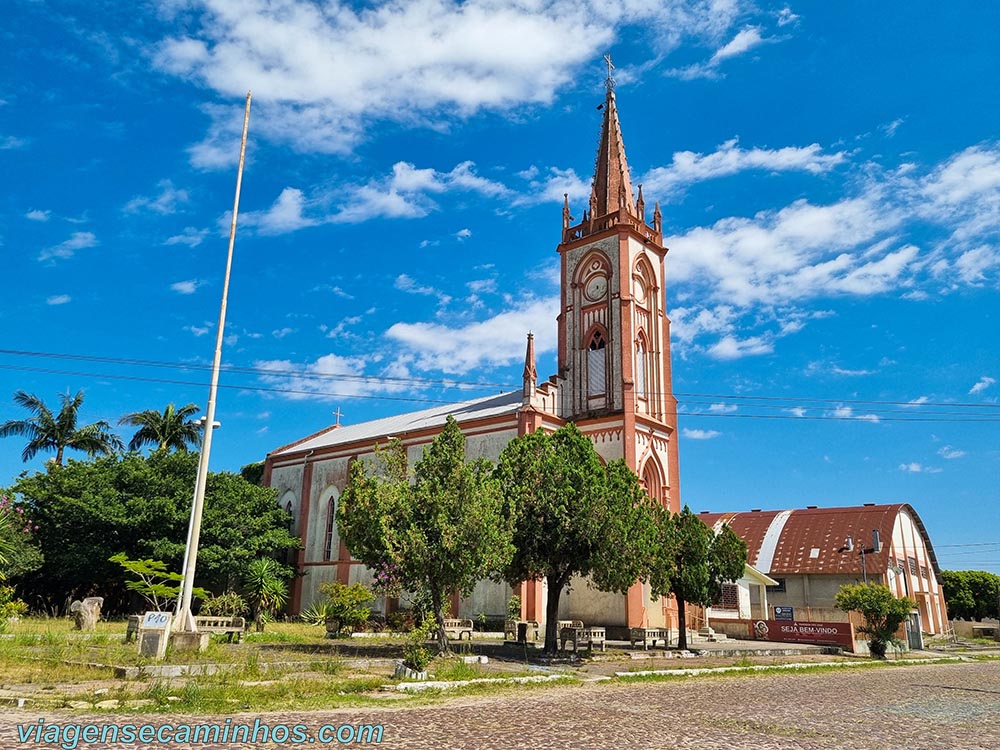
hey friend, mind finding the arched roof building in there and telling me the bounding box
[699,503,948,634]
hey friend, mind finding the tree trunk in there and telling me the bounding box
[676,597,688,650]
[431,589,449,655]
[543,572,568,655]
[55,446,64,466]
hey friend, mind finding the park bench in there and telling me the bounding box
[630,626,671,650]
[443,618,474,640]
[560,622,606,653]
[194,615,247,643]
[506,619,541,642]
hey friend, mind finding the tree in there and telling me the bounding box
[835,582,913,658]
[109,553,207,611]
[9,450,299,614]
[0,390,123,466]
[647,507,747,650]
[118,403,202,453]
[338,416,514,654]
[243,556,290,630]
[941,570,1000,621]
[495,423,658,654]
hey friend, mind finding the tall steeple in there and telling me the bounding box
[522,332,537,404]
[589,55,637,220]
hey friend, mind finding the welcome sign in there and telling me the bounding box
[752,619,855,650]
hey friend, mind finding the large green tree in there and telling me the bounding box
[0,390,123,466]
[119,402,202,453]
[836,582,913,658]
[495,423,658,654]
[9,450,298,614]
[338,416,514,653]
[647,507,747,650]
[941,570,1000,621]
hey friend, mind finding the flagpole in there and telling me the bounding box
[174,91,252,635]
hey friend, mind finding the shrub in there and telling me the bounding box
[200,591,248,619]
[316,581,373,636]
[835,582,913,659]
[401,619,434,673]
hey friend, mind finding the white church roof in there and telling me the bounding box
[270,390,522,456]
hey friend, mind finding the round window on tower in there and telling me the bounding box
[584,275,608,301]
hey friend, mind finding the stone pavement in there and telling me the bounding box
[3,660,998,749]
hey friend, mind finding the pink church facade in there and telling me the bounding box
[263,80,684,635]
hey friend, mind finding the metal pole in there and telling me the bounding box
[175,91,252,633]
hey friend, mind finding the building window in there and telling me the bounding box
[715,583,739,610]
[285,500,294,533]
[587,329,607,397]
[768,578,786,593]
[323,497,336,561]
[635,334,648,401]
[908,556,919,576]
[920,565,929,579]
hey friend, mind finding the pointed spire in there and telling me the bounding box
[636,184,645,222]
[522,332,537,402]
[589,54,637,221]
[562,193,572,231]
[653,200,662,235]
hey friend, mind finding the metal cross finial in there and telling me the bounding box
[333,407,343,427]
[604,53,616,92]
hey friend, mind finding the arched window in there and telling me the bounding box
[587,329,607,397]
[635,333,648,402]
[642,459,663,503]
[323,497,336,561]
[285,500,294,533]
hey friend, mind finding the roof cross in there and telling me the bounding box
[604,53,616,92]
[332,407,343,427]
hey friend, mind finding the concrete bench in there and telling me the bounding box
[194,615,246,643]
[560,624,606,653]
[630,626,671,650]
[443,618,474,640]
[506,619,541,642]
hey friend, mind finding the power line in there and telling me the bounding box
[0,348,998,422]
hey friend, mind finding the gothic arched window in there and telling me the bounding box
[323,497,336,561]
[635,332,649,402]
[587,328,608,397]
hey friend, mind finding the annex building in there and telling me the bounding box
[264,76,684,635]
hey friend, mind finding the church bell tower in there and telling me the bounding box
[554,58,681,511]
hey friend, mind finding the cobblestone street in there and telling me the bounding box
[3,661,999,750]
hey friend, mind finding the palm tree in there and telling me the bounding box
[0,390,123,465]
[118,402,202,452]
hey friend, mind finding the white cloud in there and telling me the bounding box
[467,278,497,294]
[667,26,770,80]
[708,402,737,413]
[899,462,942,474]
[905,396,929,407]
[38,231,98,261]
[0,135,27,150]
[776,6,798,26]
[642,139,845,197]
[882,118,904,138]
[513,166,590,206]
[385,295,557,374]
[184,323,211,336]
[784,407,806,417]
[124,179,190,215]
[831,366,874,377]
[395,274,439,296]
[683,428,721,440]
[242,187,318,235]
[455,228,472,240]
[272,327,295,339]
[170,279,203,294]
[706,334,773,360]
[164,226,211,247]
[938,445,966,460]
[969,376,996,394]
[154,0,749,162]
[25,209,50,222]
[828,405,880,423]
[255,352,410,401]
[46,294,71,305]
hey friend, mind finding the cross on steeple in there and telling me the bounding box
[604,53,616,92]
[332,407,343,427]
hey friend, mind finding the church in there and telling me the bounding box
[262,72,685,636]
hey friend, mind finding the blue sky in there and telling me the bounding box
[2,1,998,573]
